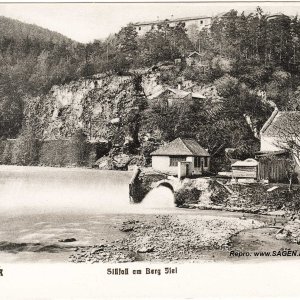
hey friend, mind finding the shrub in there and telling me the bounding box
[174,188,201,207]
[140,140,160,166]
[208,180,230,205]
[183,66,203,82]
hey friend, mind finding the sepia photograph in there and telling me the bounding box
[1,0,300,298]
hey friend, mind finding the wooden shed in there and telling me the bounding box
[231,158,258,180]
[256,150,292,183]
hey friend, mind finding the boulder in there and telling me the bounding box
[137,246,154,253]
[95,156,114,170]
[113,154,131,169]
[120,226,134,232]
[275,232,288,240]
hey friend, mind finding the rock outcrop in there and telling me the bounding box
[25,66,222,144]
[27,74,144,143]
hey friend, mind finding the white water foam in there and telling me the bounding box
[139,186,175,208]
[0,166,133,215]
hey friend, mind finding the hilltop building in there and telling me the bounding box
[133,15,212,36]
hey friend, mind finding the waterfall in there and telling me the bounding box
[140,186,175,208]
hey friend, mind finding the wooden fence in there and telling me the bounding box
[258,158,288,183]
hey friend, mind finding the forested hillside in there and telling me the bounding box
[2,8,300,170]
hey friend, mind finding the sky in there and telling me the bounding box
[1,2,300,43]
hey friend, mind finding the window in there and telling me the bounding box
[139,27,141,31]
[170,156,186,167]
[194,157,202,168]
[200,20,203,24]
[204,157,208,168]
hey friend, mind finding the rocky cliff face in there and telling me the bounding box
[25,66,221,147]
[27,74,137,142]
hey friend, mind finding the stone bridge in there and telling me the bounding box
[129,167,204,203]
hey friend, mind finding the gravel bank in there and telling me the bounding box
[69,214,263,263]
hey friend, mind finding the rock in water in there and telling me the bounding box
[58,238,77,243]
[120,226,134,232]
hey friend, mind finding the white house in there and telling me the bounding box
[150,137,210,176]
[259,108,300,182]
[260,108,300,153]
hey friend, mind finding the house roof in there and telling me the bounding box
[192,92,206,99]
[148,88,191,100]
[260,109,300,137]
[168,88,191,99]
[133,15,211,27]
[151,138,210,156]
[255,150,288,157]
[148,88,166,100]
[188,51,203,58]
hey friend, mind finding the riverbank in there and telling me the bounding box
[69,214,263,263]
[135,172,300,217]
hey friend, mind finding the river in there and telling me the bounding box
[0,165,298,263]
[0,165,177,262]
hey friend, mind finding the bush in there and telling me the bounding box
[208,180,230,205]
[174,188,201,207]
[211,56,233,75]
[140,140,160,166]
[183,66,204,82]
[214,74,238,97]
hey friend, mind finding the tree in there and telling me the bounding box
[138,21,191,65]
[116,24,138,65]
[186,23,200,48]
[285,155,297,191]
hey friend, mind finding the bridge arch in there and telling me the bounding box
[157,181,174,192]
